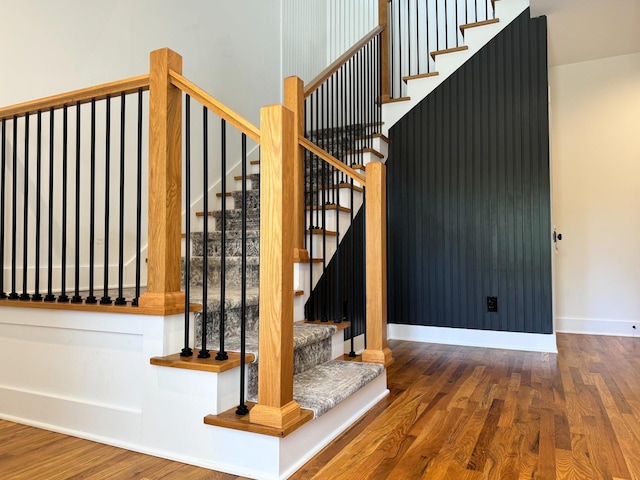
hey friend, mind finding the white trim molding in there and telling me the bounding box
[556,317,639,337]
[388,324,558,354]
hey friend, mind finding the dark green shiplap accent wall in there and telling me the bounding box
[387,10,552,333]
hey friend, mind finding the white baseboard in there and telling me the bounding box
[388,324,558,353]
[556,317,639,337]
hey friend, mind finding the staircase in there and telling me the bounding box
[186,156,384,420]
[0,1,536,479]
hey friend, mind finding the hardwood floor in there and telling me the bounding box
[2,333,639,479]
[291,334,640,480]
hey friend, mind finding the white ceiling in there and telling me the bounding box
[530,0,640,66]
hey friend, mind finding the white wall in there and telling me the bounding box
[0,0,281,292]
[0,0,282,124]
[551,52,640,336]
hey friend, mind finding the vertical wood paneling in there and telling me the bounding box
[327,0,377,62]
[282,0,328,83]
[387,10,552,334]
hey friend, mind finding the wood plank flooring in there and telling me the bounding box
[291,334,640,480]
[2,333,640,479]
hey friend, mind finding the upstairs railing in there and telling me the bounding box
[384,0,497,98]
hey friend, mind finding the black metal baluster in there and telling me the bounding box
[362,192,367,350]
[44,109,55,302]
[58,108,69,303]
[216,118,228,361]
[8,117,19,299]
[32,112,43,301]
[132,90,143,306]
[20,115,31,300]
[307,94,314,321]
[399,0,404,97]
[236,132,249,416]
[348,163,356,357]
[199,106,211,359]
[71,102,82,303]
[0,119,6,298]
[445,0,450,49]
[426,0,432,73]
[455,0,460,47]
[115,93,127,305]
[436,0,440,52]
[334,166,341,324]
[407,0,412,78]
[182,95,193,357]
[321,84,328,322]
[85,100,97,304]
[101,96,112,305]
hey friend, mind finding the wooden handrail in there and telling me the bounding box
[303,25,385,98]
[0,75,150,121]
[284,76,307,260]
[168,70,261,143]
[299,137,367,186]
[379,0,391,100]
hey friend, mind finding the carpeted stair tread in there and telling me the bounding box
[199,322,337,364]
[187,286,260,308]
[249,360,384,418]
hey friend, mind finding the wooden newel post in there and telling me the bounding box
[362,162,393,366]
[250,104,301,429]
[379,0,391,101]
[284,76,309,262]
[139,48,185,314]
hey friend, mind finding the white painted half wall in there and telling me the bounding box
[550,53,640,337]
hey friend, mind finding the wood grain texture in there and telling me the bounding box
[300,137,366,185]
[6,334,640,479]
[250,104,300,428]
[0,75,150,121]
[379,0,391,100]
[284,76,305,252]
[362,162,393,367]
[0,420,239,479]
[303,25,385,98]
[204,402,313,437]
[291,334,640,479]
[143,48,184,314]
[0,298,199,316]
[150,350,255,373]
[430,45,470,59]
[168,70,260,143]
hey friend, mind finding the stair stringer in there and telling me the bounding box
[381,0,530,133]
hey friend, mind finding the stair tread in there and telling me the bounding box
[150,350,255,374]
[249,360,384,418]
[317,183,364,193]
[307,228,337,236]
[460,18,500,32]
[306,204,351,213]
[346,147,384,159]
[403,71,439,83]
[355,132,390,144]
[381,95,410,104]
[431,45,469,60]
[199,322,338,363]
[302,319,351,331]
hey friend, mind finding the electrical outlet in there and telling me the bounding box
[487,296,498,313]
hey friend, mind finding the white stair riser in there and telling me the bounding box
[381,0,529,133]
[306,209,353,232]
[306,232,337,259]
